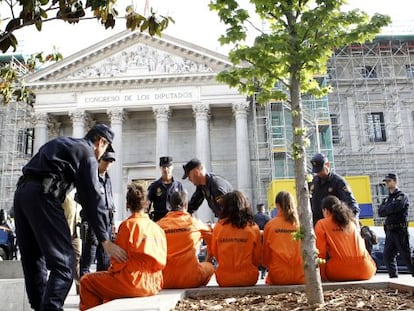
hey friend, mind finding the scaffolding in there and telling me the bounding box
[252,77,332,213]
[327,35,414,223]
[0,56,33,212]
[252,95,273,207]
[264,77,333,180]
[254,35,414,224]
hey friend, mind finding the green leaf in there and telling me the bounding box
[5,18,21,32]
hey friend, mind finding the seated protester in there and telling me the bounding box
[79,183,167,310]
[263,191,305,285]
[157,190,215,288]
[315,195,376,282]
[211,190,262,287]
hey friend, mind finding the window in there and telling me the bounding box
[361,66,377,79]
[366,112,386,142]
[330,114,340,144]
[406,64,414,78]
[17,128,34,156]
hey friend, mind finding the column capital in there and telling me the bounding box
[48,116,61,138]
[69,109,92,123]
[107,108,126,123]
[153,105,170,119]
[232,101,250,117]
[192,103,210,119]
[32,112,49,125]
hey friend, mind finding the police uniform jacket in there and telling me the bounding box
[378,188,409,226]
[311,171,359,225]
[147,177,183,215]
[21,137,110,243]
[98,171,115,225]
[188,173,233,217]
[253,212,271,230]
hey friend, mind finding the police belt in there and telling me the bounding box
[18,174,53,186]
[384,222,408,230]
[18,174,68,201]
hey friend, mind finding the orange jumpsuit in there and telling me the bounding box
[211,220,262,287]
[79,212,167,310]
[315,215,376,281]
[262,214,305,285]
[157,210,214,288]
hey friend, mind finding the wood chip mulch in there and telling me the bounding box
[173,288,414,310]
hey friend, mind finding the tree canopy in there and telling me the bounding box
[209,0,390,307]
[0,0,174,105]
[0,0,174,53]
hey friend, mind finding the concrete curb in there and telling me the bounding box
[83,275,414,311]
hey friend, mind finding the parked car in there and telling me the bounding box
[370,226,414,273]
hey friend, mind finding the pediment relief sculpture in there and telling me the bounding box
[66,43,213,80]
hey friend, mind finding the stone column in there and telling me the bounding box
[33,112,48,154]
[69,110,88,138]
[192,103,211,171]
[153,106,170,168]
[108,108,125,222]
[233,101,253,203]
[192,103,213,222]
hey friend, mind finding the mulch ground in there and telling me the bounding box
[173,288,414,310]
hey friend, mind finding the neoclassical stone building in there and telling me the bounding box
[23,30,256,222]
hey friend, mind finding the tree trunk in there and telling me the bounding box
[290,76,324,308]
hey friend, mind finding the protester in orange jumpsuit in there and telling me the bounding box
[157,190,215,288]
[211,190,262,287]
[263,191,305,285]
[315,195,376,281]
[79,183,167,310]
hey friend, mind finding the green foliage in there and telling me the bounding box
[292,226,305,241]
[0,51,61,105]
[209,0,391,104]
[0,0,173,53]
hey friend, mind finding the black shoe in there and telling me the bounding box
[389,275,398,278]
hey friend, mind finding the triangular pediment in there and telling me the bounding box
[26,30,232,87]
[65,42,214,80]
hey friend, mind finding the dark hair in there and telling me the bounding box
[275,191,299,226]
[169,190,188,211]
[321,195,354,229]
[126,183,147,212]
[220,190,254,229]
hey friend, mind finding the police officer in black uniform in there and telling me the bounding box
[13,124,127,311]
[80,151,116,277]
[182,158,233,217]
[378,173,414,278]
[147,156,183,222]
[310,153,359,226]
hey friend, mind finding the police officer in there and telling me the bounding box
[147,156,183,222]
[378,173,414,278]
[13,124,127,311]
[182,158,233,217]
[310,153,359,226]
[253,203,271,230]
[80,151,116,277]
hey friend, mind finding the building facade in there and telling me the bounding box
[13,30,255,222]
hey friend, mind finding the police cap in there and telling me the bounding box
[311,153,328,173]
[159,156,173,167]
[383,173,397,182]
[182,158,202,179]
[90,123,114,144]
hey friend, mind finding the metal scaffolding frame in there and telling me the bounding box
[327,35,414,223]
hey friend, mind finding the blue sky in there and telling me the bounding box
[10,0,414,57]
